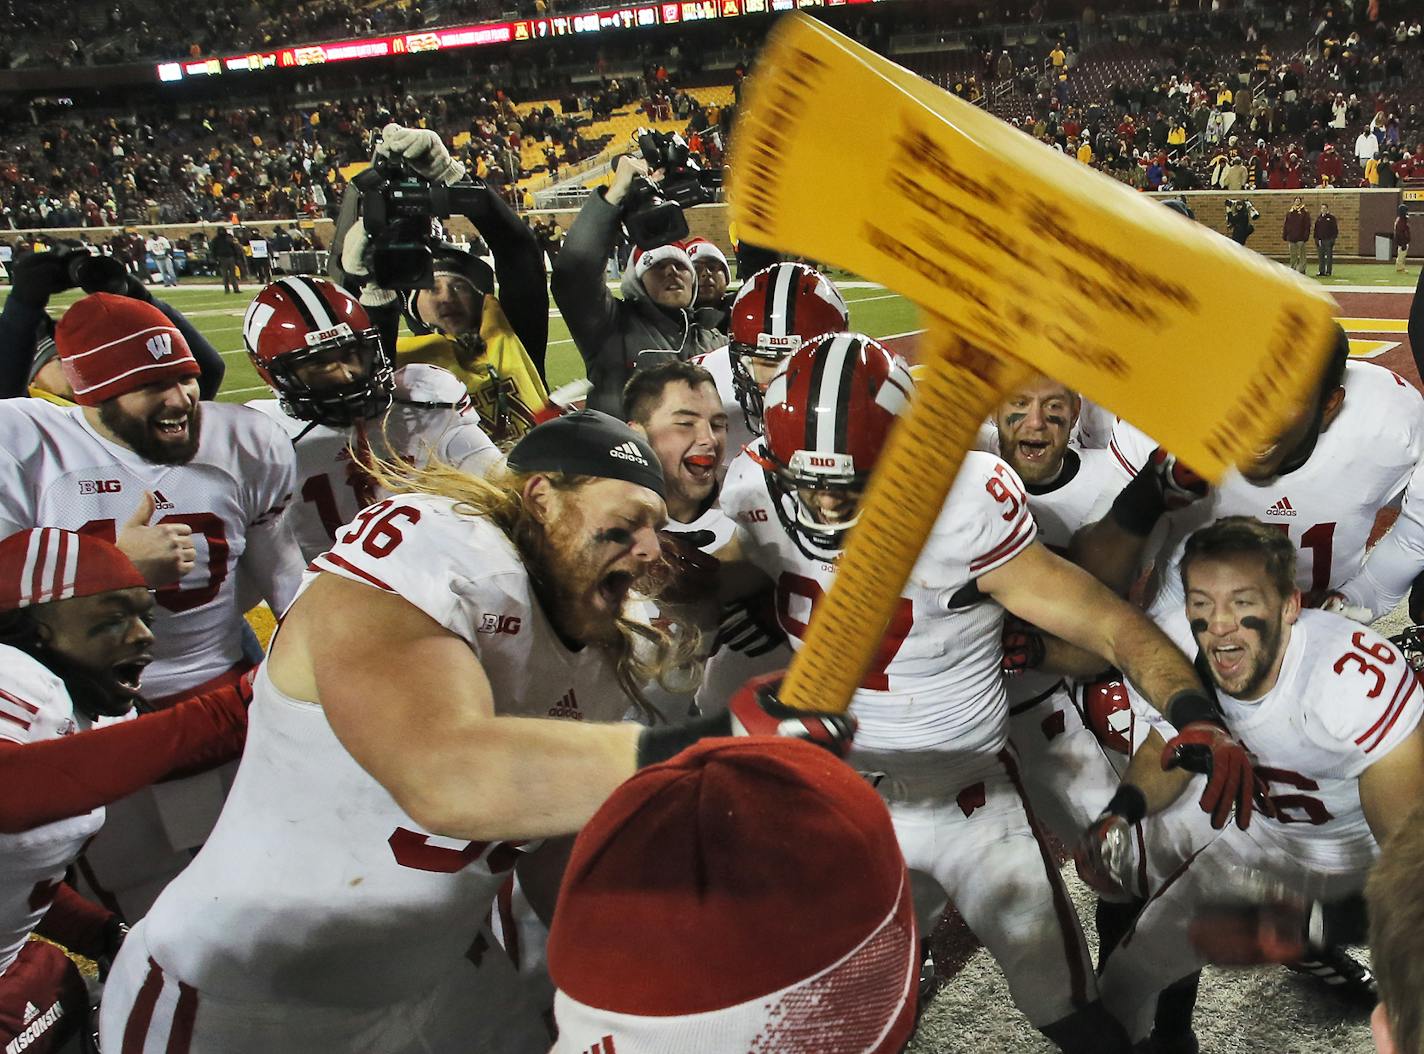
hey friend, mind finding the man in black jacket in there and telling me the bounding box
[552,155,726,416]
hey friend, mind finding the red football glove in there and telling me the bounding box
[1073,813,1139,903]
[1162,721,1256,830]
[729,672,857,759]
[1188,903,1311,965]
[654,529,721,605]
[1001,616,1046,676]
[1149,447,1208,510]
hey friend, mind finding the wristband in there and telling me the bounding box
[636,711,731,769]
[1164,689,1220,731]
[1108,465,1168,536]
[1105,784,1148,825]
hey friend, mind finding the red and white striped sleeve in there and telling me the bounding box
[0,649,71,746]
[956,453,1038,579]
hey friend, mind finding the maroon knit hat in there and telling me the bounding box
[547,737,918,1053]
[56,293,199,406]
[0,528,146,611]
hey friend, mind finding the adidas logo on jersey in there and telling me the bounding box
[8,999,63,1054]
[145,332,174,360]
[579,1038,617,1054]
[548,688,583,720]
[608,441,648,466]
[1266,496,1297,517]
[152,490,175,512]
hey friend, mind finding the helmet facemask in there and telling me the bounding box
[755,445,867,561]
[269,327,394,428]
[731,336,801,437]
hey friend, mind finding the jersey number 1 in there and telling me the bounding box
[80,514,228,612]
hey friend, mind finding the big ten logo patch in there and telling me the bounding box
[736,508,769,523]
[478,613,523,635]
[78,479,123,494]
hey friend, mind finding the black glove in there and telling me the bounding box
[1109,445,1209,536]
[9,251,75,307]
[714,589,787,658]
[1001,616,1046,675]
[637,671,857,766]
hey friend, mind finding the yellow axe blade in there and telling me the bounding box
[727,14,1339,715]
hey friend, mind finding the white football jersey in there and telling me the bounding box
[1006,447,1126,706]
[1217,610,1422,873]
[248,364,501,562]
[1110,362,1424,650]
[721,448,1037,757]
[691,345,755,465]
[0,400,299,699]
[139,494,633,1006]
[0,646,104,974]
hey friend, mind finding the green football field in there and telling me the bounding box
[2,260,1414,402]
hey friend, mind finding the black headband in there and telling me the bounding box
[506,410,666,499]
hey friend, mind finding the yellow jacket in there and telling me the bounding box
[395,294,552,442]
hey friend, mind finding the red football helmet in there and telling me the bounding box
[756,333,914,558]
[242,276,392,427]
[729,263,850,436]
[1080,676,1135,755]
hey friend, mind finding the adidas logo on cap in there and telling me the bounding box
[609,440,648,466]
[1266,496,1296,517]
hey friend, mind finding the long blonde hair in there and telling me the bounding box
[361,453,701,722]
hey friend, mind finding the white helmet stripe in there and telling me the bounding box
[243,301,276,352]
[279,276,338,331]
[814,334,855,453]
[768,263,796,337]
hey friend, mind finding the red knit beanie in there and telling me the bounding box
[56,293,199,406]
[0,528,146,611]
[547,737,918,1054]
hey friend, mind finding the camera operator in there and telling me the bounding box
[552,154,726,416]
[0,246,225,400]
[333,123,553,440]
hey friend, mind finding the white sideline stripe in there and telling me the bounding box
[221,385,270,397]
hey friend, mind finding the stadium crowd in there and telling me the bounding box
[4,2,1424,1054]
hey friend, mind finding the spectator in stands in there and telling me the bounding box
[1397,206,1412,274]
[1317,143,1344,185]
[1314,203,1339,276]
[1283,196,1311,272]
[1356,127,1381,165]
[552,155,725,416]
[683,237,734,322]
[210,228,242,294]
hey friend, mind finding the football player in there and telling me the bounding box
[0,293,303,920]
[716,334,1250,1054]
[0,529,251,1052]
[100,411,854,1054]
[693,262,850,461]
[988,374,1133,841]
[1084,517,1424,1046]
[243,276,501,562]
[1072,328,1417,652]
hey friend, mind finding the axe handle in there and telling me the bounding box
[779,331,1032,715]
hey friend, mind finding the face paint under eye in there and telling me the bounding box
[1239,615,1269,633]
[1044,414,1068,427]
[594,528,632,546]
[1005,412,1027,429]
[1189,618,1209,634]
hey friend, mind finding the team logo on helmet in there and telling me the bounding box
[729,263,850,437]
[243,277,393,428]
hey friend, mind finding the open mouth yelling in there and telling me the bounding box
[683,453,717,483]
[1210,642,1248,681]
[598,569,635,609]
[111,655,152,698]
[1017,438,1052,465]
